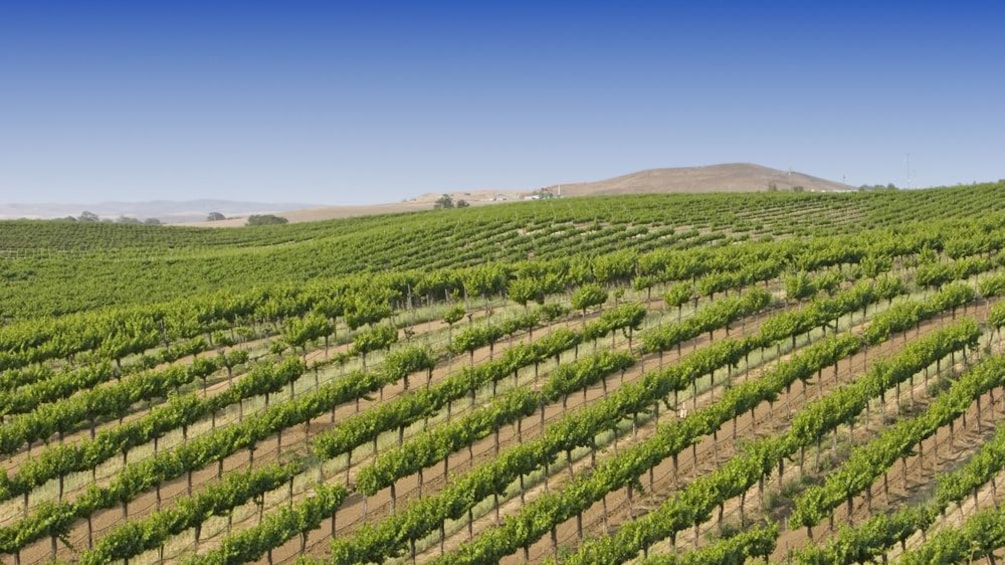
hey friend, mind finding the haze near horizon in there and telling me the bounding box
[1,1,1002,205]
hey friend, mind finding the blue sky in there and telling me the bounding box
[1,1,1002,205]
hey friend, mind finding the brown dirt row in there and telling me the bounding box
[653,307,1000,561]
[885,440,1005,560]
[0,308,476,474]
[689,307,1001,561]
[155,297,789,565]
[408,304,894,563]
[184,304,779,565]
[0,277,862,563]
[92,275,888,558]
[10,317,578,564]
[10,294,688,563]
[331,317,773,539]
[0,302,565,526]
[768,353,1005,560]
[499,302,993,563]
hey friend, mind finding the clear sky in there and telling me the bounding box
[1,1,1003,205]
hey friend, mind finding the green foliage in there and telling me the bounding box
[793,345,1004,530]
[864,282,974,344]
[192,483,347,565]
[901,505,1005,565]
[433,194,455,209]
[980,272,1005,298]
[345,298,392,330]
[537,302,570,322]
[571,283,608,314]
[451,324,505,356]
[245,214,288,226]
[442,304,466,326]
[5,182,1005,321]
[990,300,1005,330]
[331,276,884,564]
[860,254,892,279]
[663,281,693,310]
[637,524,778,564]
[642,288,771,354]
[283,312,333,351]
[507,277,545,306]
[350,325,398,358]
[80,463,301,565]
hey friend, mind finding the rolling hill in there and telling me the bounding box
[542,163,854,196]
[202,163,855,225]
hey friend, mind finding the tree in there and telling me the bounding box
[207,212,226,221]
[79,211,99,222]
[246,214,288,226]
[434,194,455,209]
[456,199,470,208]
[143,218,162,225]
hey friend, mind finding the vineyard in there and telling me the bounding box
[3,182,1005,564]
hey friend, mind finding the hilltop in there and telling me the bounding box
[541,163,854,196]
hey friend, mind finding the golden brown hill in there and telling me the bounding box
[543,163,854,197]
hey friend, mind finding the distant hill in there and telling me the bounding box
[4,164,854,226]
[542,163,854,197]
[205,163,853,225]
[0,199,313,223]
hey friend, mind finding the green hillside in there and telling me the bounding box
[2,183,1003,319]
